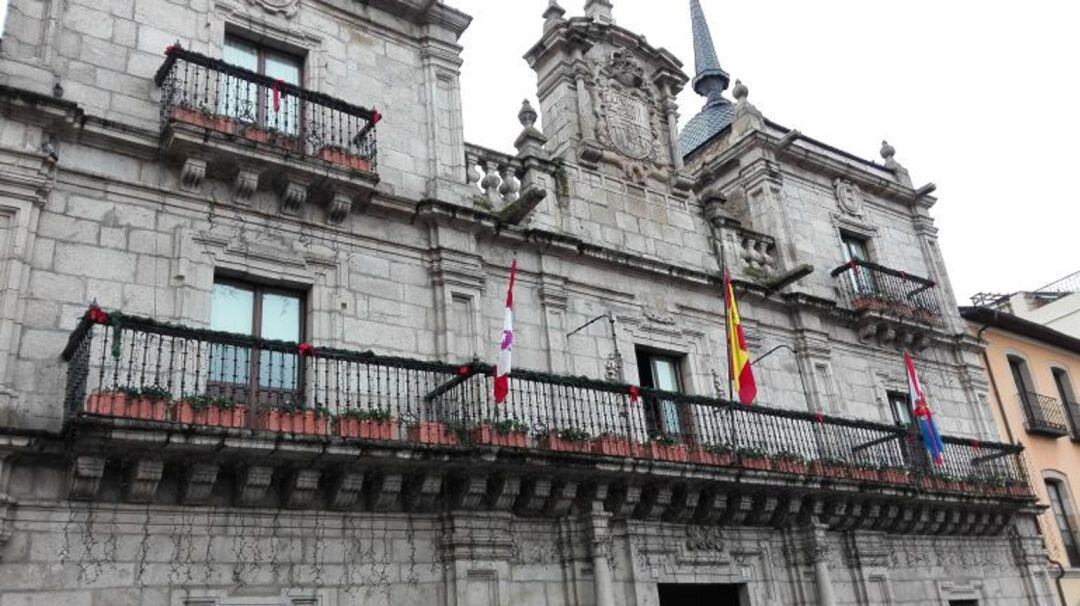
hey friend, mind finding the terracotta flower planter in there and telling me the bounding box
[256,410,327,435]
[470,424,529,448]
[850,467,880,482]
[810,461,849,479]
[170,106,235,135]
[689,449,733,467]
[127,397,168,422]
[335,418,399,441]
[644,442,690,463]
[239,126,300,153]
[592,436,639,458]
[738,456,772,471]
[880,469,910,485]
[541,432,591,454]
[318,147,371,172]
[85,391,127,416]
[775,459,808,475]
[257,410,291,433]
[407,421,458,445]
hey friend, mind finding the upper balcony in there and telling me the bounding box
[153,46,379,223]
[59,307,1032,531]
[1019,391,1070,438]
[831,259,942,348]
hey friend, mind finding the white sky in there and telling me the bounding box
[452,0,1080,302]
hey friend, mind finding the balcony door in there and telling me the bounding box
[209,280,304,410]
[1008,355,1038,422]
[840,233,875,296]
[636,348,690,441]
[1054,368,1080,438]
[221,35,303,136]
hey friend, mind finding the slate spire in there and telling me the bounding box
[690,0,730,100]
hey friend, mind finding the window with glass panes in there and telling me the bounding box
[1047,480,1080,566]
[887,390,911,425]
[840,232,875,295]
[221,35,303,135]
[209,280,304,410]
[636,348,690,441]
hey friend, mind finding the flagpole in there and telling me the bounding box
[719,234,737,453]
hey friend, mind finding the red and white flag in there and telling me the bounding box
[494,258,517,404]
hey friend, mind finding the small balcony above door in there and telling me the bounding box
[153,45,380,224]
[831,259,942,349]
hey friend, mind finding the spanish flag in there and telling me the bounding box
[725,271,757,405]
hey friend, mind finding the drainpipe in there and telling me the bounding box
[1047,555,1067,606]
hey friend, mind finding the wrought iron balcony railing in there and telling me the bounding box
[154,45,379,174]
[1065,400,1080,442]
[831,259,941,324]
[1018,391,1070,437]
[61,309,1031,498]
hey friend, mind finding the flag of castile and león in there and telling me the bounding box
[725,271,757,405]
[905,351,944,465]
[493,257,517,404]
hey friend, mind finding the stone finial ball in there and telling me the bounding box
[519,99,538,128]
[732,79,748,102]
[880,140,896,160]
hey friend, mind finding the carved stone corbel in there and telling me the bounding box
[516,477,553,515]
[634,484,673,521]
[124,459,164,503]
[544,480,578,517]
[285,469,322,509]
[180,157,207,190]
[237,465,274,506]
[487,474,521,511]
[404,473,442,512]
[68,455,106,500]
[664,484,701,523]
[368,473,403,512]
[182,463,219,504]
[605,483,642,518]
[451,474,488,511]
[327,470,365,510]
[278,177,309,215]
[326,193,352,225]
[693,488,728,524]
[233,166,260,205]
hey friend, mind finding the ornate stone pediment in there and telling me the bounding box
[245,0,300,17]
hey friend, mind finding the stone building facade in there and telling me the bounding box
[0,0,1057,604]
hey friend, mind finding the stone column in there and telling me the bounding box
[805,524,836,606]
[588,513,616,606]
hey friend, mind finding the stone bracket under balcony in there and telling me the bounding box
[50,419,1028,538]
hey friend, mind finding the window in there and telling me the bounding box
[636,348,689,440]
[210,279,304,409]
[221,35,303,135]
[1046,479,1080,566]
[948,601,978,606]
[1008,355,1038,419]
[887,390,911,425]
[840,232,875,295]
[1054,368,1080,437]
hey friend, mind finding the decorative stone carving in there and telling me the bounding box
[233,166,259,204]
[124,459,164,503]
[604,353,623,382]
[182,463,219,504]
[803,526,832,564]
[285,469,321,509]
[327,470,365,510]
[326,193,352,225]
[368,473,403,512]
[68,455,105,500]
[487,474,521,510]
[694,488,727,524]
[279,179,308,215]
[404,473,443,512]
[237,465,273,506]
[664,485,701,523]
[594,52,665,166]
[245,0,300,18]
[544,480,578,517]
[833,178,864,216]
[516,477,553,515]
[685,525,725,552]
[180,157,206,190]
[635,484,673,520]
[451,475,489,510]
[644,310,676,325]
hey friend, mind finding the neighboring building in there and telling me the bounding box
[973,271,1080,339]
[0,0,1056,604]
[962,305,1080,605]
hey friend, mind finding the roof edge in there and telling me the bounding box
[960,306,1080,356]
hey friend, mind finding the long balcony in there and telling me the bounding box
[1019,391,1070,437]
[153,46,379,222]
[831,259,942,347]
[60,308,1032,531]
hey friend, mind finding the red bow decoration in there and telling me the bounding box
[971,439,981,451]
[815,410,825,424]
[371,109,382,126]
[847,259,858,270]
[165,43,180,56]
[298,342,316,358]
[457,365,470,377]
[272,79,284,113]
[87,305,109,325]
[628,385,639,404]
